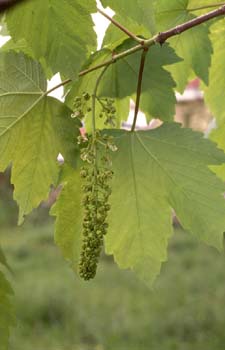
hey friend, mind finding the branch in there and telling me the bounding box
[46,78,71,96]
[79,43,142,77]
[46,4,225,94]
[131,49,148,132]
[97,7,142,43]
[0,0,25,12]
[156,5,225,44]
[78,4,225,77]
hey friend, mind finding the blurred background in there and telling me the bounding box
[1,82,225,350]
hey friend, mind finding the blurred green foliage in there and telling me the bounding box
[0,169,52,227]
[1,223,225,350]
[0,169,18,226]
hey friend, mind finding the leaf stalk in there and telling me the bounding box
[97,7,142,43]
[131,48,148,132]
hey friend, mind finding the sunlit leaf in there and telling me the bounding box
[105,123,225,284]
[0,51,80,223]
[5,0,97,78]
[155,0,213,91]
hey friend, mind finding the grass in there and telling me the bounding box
[1,221,225,350]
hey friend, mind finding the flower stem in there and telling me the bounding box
[92,65,110,135]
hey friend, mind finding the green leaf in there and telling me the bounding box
[154,0,189,29]
[102,14,151,50]
[0,271,15,350]
[0,247,7,268]
[105,123,225,285]
[0,246,11,273]
[203,19,225,180]
[51,123,225,285]
[155,0,213,92]
[5,0,97,78]
[210,125,225,181]
[188,0,224,13]
[67,41,180,123]
[0,15,8,37]
[1,38,34,58]
[101,0,156,34]
[65,50,130,130]
[1,38,54,79]
[51,165,83,273]
[99,41,180,122]
[204,19,225,125]
[65,50,110,108]
[0,51,80,223]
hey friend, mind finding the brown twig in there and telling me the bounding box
[46,4,225,95]
[156,5,225,44]
[78,5,225,78]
